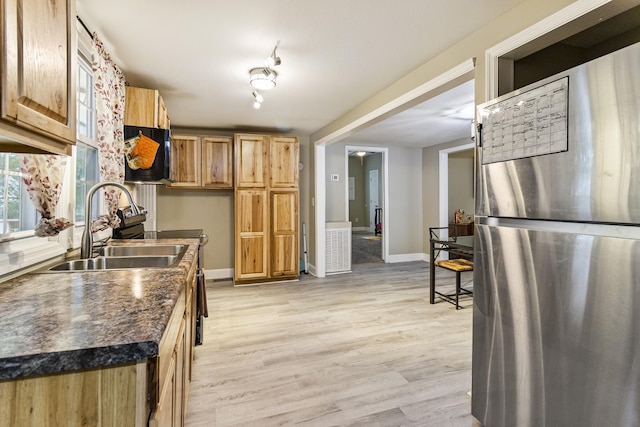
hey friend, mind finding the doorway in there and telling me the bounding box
[346,147,387,265]
[438,142,474,235]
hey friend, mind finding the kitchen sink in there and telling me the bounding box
[99,244,186,257]
[46,255,180,272]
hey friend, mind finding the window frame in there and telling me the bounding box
[71,28,106,249]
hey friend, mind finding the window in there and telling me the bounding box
[74,52,99,225]
[74,142,99,223]
[77,54,95,139]
[0,154,39,235]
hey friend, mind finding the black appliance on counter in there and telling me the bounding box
[123,125,172,184]
[112,217,209,346]
[112,205,147,239]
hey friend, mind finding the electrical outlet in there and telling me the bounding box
[355,217,358,223]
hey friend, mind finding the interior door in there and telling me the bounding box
[368,169,379,231]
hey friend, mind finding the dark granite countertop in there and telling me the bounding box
[0,238,199,380]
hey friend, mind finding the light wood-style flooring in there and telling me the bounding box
[185,261,476,426]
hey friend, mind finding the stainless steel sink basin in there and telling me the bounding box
[46,255,180,271]
[99,244,186,257]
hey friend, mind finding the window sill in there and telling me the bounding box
[0,236,66,281]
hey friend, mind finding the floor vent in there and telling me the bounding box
[326,222,351,274]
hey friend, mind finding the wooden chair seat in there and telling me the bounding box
[434,259,473,272]
[432,258,473,309]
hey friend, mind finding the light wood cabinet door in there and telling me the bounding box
[270,190,299,277]
[170,134,201,187]
[125,86,170,129]
[202,136,233,189]
[235,189,268,280]
[235,134,268,188]
[0,0,76,154]
[157,94,171,129]
[173,319,186,427]
[269,136,299,188]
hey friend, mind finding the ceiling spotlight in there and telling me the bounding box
[252,90,264,103]
[249,67,277,90]
[266,41,281,68]
[356,151,366,157]
[252,90,263,109]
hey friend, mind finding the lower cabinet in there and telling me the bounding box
[235,189,268,281]
[270,190,299,277]
[234,188,299,283]
[150,271,196,427]
[0,361,148,426]
[0,264,198,427]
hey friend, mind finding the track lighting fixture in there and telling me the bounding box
[266,41,281,68]
[248,41,282,107]
[249,67,277,90]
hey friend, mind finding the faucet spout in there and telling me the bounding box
[80,182,141,259]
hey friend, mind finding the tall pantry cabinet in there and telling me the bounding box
[234,134,299,284]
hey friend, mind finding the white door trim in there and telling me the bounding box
[345,146,389,262]
[438,143,475,234]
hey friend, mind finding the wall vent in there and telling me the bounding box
[325,221,351,274]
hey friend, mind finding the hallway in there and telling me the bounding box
[351,229,383,264]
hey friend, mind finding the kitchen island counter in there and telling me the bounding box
[0,238,199,380]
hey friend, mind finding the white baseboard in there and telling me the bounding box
[386,253,427,263]
[204,268,234,280]
[307,263,317,276]
[351,226,370,232]
[326,270,352,275]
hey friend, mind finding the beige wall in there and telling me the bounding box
[386,146,423,256]
[325,141,422,257]
[156,187,233,270]
[448,150,474,223]
[421,137,472,254]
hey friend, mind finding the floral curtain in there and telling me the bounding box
[91,33,126,232]
[18,155,72,237]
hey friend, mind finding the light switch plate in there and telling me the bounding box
[331,174,339,181]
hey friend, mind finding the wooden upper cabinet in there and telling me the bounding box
[235,134,268,188]
[124,86,170,129]
[170,134,201,187]
[168,133,232,189]
[270,137,299,188]
[0,0,76,154]
[201,136,233,189]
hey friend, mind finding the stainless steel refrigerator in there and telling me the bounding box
[472,41,640,426]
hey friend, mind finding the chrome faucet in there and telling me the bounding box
[80,182,141,259]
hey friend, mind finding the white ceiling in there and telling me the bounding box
[76,0,525,148]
